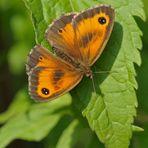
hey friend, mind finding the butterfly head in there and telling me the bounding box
[85,69,93,78]
[80,65,92,78]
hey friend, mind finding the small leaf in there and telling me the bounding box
[132,125,144,132]
[56,119,80,148]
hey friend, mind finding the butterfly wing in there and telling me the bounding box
[26,45,83,102]
[73,5,115,65]
[46,5,114,66]
[46,13,83,62]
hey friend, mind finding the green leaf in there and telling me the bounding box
[56,119,80,148]
[72,1,145,148]
[0,89,30,123]
[0,93,72,148]
[132,125,144,132]
[56,119,104,148]
[0,114,60,148]
[20,0,144,148]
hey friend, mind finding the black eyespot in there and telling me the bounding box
[41,88,50,95]
[59,29,63,33]
[98,17,106,25]
[39,56,43,60]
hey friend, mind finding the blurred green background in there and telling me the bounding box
[0,0,148,147]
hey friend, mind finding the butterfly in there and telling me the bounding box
[26,4,115,102]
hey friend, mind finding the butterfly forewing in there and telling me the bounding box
[72,5,115,66]
[46,13,83,62]
[46,5,115,67]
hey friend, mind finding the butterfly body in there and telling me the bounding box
[27,5,115,102]
[54,46,93,78]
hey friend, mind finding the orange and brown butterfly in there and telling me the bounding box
[26,4,115,102]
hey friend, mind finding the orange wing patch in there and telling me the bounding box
[73,5,115,65]
[30,66,82,101]
[27,45,83,102]
[46,14,83,61]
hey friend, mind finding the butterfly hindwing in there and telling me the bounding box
[27,45,83,102]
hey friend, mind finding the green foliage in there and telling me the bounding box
[0,0,146,148]
[0,91,72,147]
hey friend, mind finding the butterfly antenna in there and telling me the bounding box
[93,70,117,74]
[90,74,96,95]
